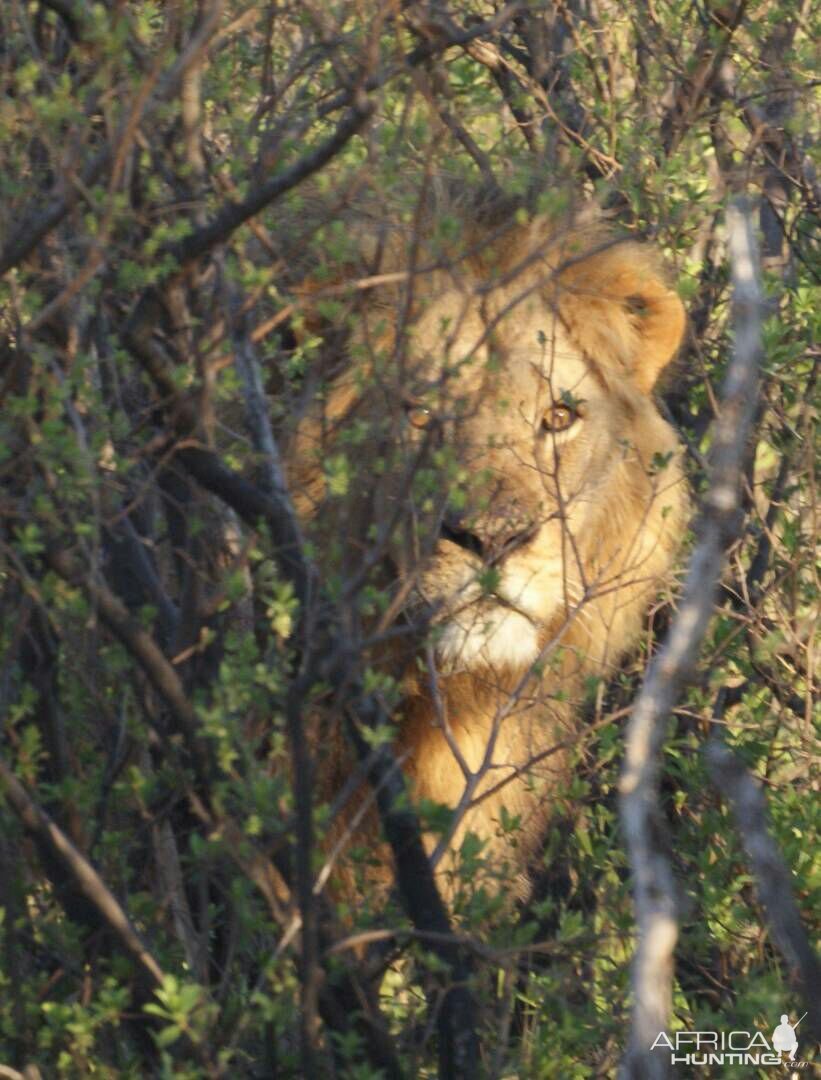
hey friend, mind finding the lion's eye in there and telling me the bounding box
[541,403,578,433]
[405,403,434,429]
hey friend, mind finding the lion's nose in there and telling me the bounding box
[441,510,537,561]
[441,510,485,558]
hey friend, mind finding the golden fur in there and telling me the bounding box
[289,212,688,902]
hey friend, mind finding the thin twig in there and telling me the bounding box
[0,4,225,279]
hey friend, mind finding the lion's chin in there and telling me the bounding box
[435,604,541,674]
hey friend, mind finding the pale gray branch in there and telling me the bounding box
[705,741,821,1042]
[619,199,763,1079]
[230,301,306,558]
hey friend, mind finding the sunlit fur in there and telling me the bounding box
[290,213,688,901]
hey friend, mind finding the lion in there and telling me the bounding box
[288,207,688,904]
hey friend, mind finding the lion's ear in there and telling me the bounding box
[557,241,686,394]
[620,267,686,393]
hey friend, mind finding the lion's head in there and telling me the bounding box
[287,208,690,899]
[291,213,688,682]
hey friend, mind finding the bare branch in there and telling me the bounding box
[316,4,526,118]
[46,546,215,787]
[229,302,323,1069]
[173,99,375,267]
[619,199,764,1078]
[659,2,749,156]
[342,701,480,1076]
[705,741,821,1042]
[230,300,305,552]
[0,747,165,989]
[170,445,483,1070]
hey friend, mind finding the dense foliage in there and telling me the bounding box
[0,1,817,1077]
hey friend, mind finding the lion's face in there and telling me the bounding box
[389,269,685,675]
[293,221,687,677]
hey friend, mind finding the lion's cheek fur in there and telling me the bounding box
[422,543,573,673]
[435,604,541,673]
